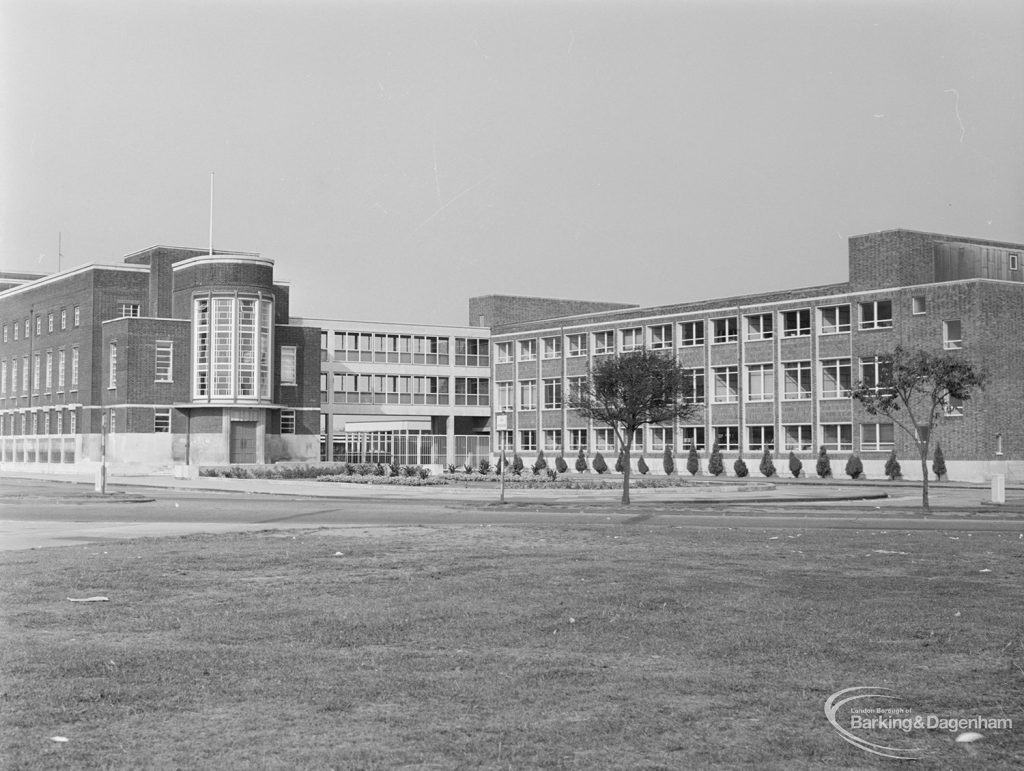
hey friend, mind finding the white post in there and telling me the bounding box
[95,411,107,494]
[991,474,1006,504]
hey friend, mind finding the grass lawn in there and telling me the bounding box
[2,522,1022,769]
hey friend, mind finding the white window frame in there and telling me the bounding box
[859,300,893,330]
[818,304,851,335]
[820,358,851,399]
[679,320,705,347]
[518,339,537,362]
[746,363,774,402]
[594,428,616,452]
[155,341,174,382]
[682,368,705,405]
[519,430,537,452]
[620,327,643,352]
[745,313,773,341]
[649,426,673,452]
[108,343,117,389]
[781,309,811,338]
[782,361,811,401]
[280,409,296,434]
[519,380,537,411]
[154,408,171,433]
[543,429,562,452]
[280,346,298,385]
[649,324,673,350]
[912,296,927,315]
[566,334,588,358]
[541,336,562,360]
[747,425,775,453]
[680,426,706,452]
[542,378,562,410]
[567,428,588,451]
[783,424,813,452]
[711,317,738,344]
[496,381,514,411]
[860,423,895,451]
[495,342,513,364]
[712,366,739,404]
[593,331,615,356]
[713,425,739,451]
[943,320,963,350]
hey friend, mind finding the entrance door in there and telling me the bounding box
[230,421,258,464]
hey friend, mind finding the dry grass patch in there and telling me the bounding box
[2,524,1022,769]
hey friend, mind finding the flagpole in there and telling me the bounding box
[209,172,215,255]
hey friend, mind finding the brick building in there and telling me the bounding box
[0,247,320,473]
[482,230,1024,482]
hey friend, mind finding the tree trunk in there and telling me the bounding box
[621,443,631,505]
[918,442,930,511]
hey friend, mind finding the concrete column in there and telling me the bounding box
[446,414,455,467]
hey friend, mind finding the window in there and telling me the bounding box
[47,313,54,333]
[594,428,616,452]
[620,327,643,352]
[567,376,586,403]
[9,359,16,394]
[2,324,6,342]
[543,430,562,451]
[1010,253,1019,271]
[712,317,738,344]
[455,337,489,366]
[745,313,773,341]
[593,331,614,355]
[681,426,706,451]
[943,395,964,417]
[820,358,851,399]
[713,366,739,403]
[713,425,739,451]
[828,419,860,456]
[519,430,537,452]
[119,303,140,318]
[748,426,775,452]
[69,410,76,434]
[568,429,588,451]
[566,334,588,357]
[943,320,963,349]
[783,361,811,400]
[860,357,891,393]
[154,408,171,433]
[518,339,537,361]
[57,350,65,389]
[13,323,18,341]
[519,380,537,410]
[73,306,80,326]
[495,342,513,363]
[279,409,295,434]
[746,363,774,402]
[150,341,173,382]
[650,324,673,350]
[782,309,811,338]
[542,378,562,409]
[108,409,116,434]
[496,381,514,411]
[108,344,117,388]
[680,320,705,347]
[71,348,78,388]
[0,361,5,395]
[280,346,297,385]
[60,309,67,330]
[859,300,893,330]
[22,355,28,392]
[631,428,644,450]
[541,336,562,359]
[455,377,489,406]
[35,316,41,336]
[682,368,705,404]
[495,430,513,452]
[783,424,813,452]
[45,351,52,391]
[819,305,851,335]
[193,295,274,400]
[650,427,673,452]
[912,296,927,315]
[861,423,894,451]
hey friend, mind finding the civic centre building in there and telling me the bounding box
[1,228,1021,481]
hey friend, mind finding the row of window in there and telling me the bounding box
[2,306,83,343]
[494,302,969,361]
[320,374,490,406]
[1,349,80,396]
[0,407,297,436]
[495,424,890,454]
[322,332,489,367]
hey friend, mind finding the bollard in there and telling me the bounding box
[991,474,1005,504]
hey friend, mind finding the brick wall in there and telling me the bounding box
[469,295,639,329]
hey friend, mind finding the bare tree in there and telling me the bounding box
[568,349,697,504]
[851,345,987,510]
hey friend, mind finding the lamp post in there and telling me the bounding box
[496,412,508,504]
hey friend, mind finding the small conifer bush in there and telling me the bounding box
[511,453,524,476]
[687,446,701,476]
[575,448,589,473]
[816,446,832,478]
[788,452,803,478]
[733,457,749,478]
[662,446,675,475]
[884,450,902,480]
[615,451,625,473]
[593,452,608,474]
[932,443,947,480]
[533,450,547,475]
[708,442,724,477]
[555,454,568,474]
[637,456,650,475]
[759,449,776,478]
[845,454,864,479]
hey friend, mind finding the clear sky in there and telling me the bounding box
[2,0,1022,325]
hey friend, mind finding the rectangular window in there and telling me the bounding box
[745,313,773,341]
[13,323,18,341]
[1010,253,1019,271]
[943,320,963,349]
[47,313,54,333]
[108,343,117,388]
[519,430,537,452]
[57,350,65,389]
[455,377,489,406]
[22,355,28,392]
[496,381,514,411]
[680,320,705,347]
[594,428,616,452]
[2,324,6,342]
[860,357,892,392]
[541,336,562,359]
[32,353,40,391]
[155,341,173,382]
[0,360,5,395]
[455,337,489,366]
[818,305,851,335]
[912,296,927,315]
[859,300,893,330]
[650,324,673,350]
[69,410,76,434]
[593,331,614,355]
[280,346,297,385]
[783,424,814,452]
[713,425,739,451]
[748,425,775,452]
[543,378,562,410]
[861,423,895,451]
[650,427,673,452]
[154,408,171,433]
[682,368,705,405]
[566,334,588,357]
[944,395,965,417]
[782,309,811,338]
[713,366,739,403]
[519,380,537,410]
[73,306,80,327]
[45,351,52,390]
[746,363,774,402]
[712,317,738,344]
[495,430,513,452]
[681,426,706,451]
[783,361,811,400]
[280,409,296,434]
[620,327,643,352]
[495,342,513,363]
[35,316,41,336]
[119,303,140,318]
[518,339,537,361]
[567,375,586,404]
[60,309,67,330]
[71,348,78,387]
[543,429,562,452]
[568,429,588,451]
[820,358,851,399]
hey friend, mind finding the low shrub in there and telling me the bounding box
[686,447,701,476]
[788,452,803,479]
[662,447,675,475]
[932,443,947,480]
[593,452,608,474]
[845,454,863,480]
[637,456,650,475]
[816,446,832,479]
[478,458,491,475]
[555,454,569,474]
[512,453,524,476]
[759,449,776,478]
[884,451,902,480]
[533,450,548,475]
[575,449,588,473]
[707,443,724,477]
[615,451,625,474]
[733,457,749,478]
